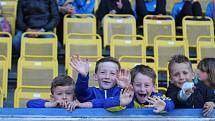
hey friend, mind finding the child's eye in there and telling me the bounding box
[56,93,62,95]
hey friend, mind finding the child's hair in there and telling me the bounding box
[95,56,121,73]
[130,64,156,85]
[197,58,215,85]
[168,54,193,75]
[51,75,75,95]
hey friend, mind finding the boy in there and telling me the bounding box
[70,55,133,109]
[118,64,174,113]
[27,75,92,111]
[166,55,215,116]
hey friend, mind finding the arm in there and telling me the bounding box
[43,0,60,31]
[27,99,49,108]
[74,0,95,14]
[16,0,28,31]
[106,86,134,112]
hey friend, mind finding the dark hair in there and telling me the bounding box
[51,75,75,95]
[168,54,193,77]
[197,58,215,85]
[95,56,121,73]
[130,64,156,85]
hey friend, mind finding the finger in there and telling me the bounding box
[145,98,156,104]
[148,97,157,102]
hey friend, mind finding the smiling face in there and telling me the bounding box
[94,62,119,90]
[51,85,74,102]
[132,73,155,104]
[170,63,194,88]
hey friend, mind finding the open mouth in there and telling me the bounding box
[138,93,147,98]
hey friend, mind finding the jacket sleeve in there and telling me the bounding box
[27,99,49,108]
[75,73,95,102]
[74,0,95,14]
[205,2,213,18]
[166,84,191,108]
[43,0,60,31]
[16,0,28,31]
[91,96,133,111]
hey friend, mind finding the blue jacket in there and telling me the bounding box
[171,1,185,19]
[58,0,95,14]
[75,73,133,109]
[27,99,48,108]
[205,2,214,19]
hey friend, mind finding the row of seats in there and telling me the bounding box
[1,31,215,107]
[64,14,214,48]
[0,0,212,37]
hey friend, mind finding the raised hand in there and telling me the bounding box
[203,102,215,117]
[145,97,166,113]
[120,85,134,106]
[117,69,131,88]
[70,55,89,77]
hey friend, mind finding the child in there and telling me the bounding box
[27,75,92,111]
[70,55,133,109]
[0,3,11,33]
[171,0,202,26]
[205,0,215,24]
[135,0,166,26]
[197,58,215,88]
[166,55,215,117]
[118,64,174,113]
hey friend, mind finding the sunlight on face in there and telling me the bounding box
[94,62,119,90]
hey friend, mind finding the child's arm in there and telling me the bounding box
[177,82,195,101]
[27,99,49,108]
[117,69,131,89]
[70,55,94,102]
[105,85,134,112]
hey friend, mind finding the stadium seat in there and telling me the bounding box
[166,0,179,13]
[14,56,58,108]
[0,32,12,70]
[182,16,214,48]
[0,0,17,36]
[20,32,58,60]
[103,14,136,48]
[143,15,176,48]
[63,14,96,45]
[65,33,102,70]
[197,37,215,60]
[154,39,189,88]
[0,55,8,99]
